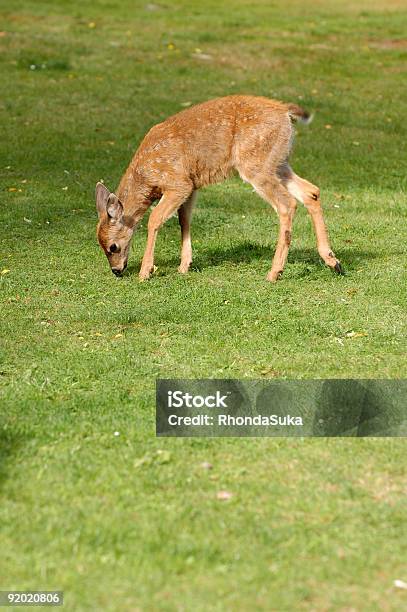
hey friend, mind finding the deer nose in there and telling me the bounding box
[111,267,123,277]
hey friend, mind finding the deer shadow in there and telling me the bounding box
[128,241,387,275]
[0,429,25,493]
[193,242,389,271]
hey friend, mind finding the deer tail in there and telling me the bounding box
[287,103,313,125]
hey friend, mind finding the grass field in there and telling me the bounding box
[1,0,406,609]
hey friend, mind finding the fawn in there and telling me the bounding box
[96,95,343,281]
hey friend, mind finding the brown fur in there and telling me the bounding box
[96,94,342,280]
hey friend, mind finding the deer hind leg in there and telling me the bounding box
[178,191,197,274]
[139,186,192,281]
[250,176,297,282]
[280,164,343,274]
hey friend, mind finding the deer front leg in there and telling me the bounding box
[178,191,197,274]
[139,188,192,280]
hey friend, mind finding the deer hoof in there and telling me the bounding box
[139,270,151,281]
[266,270,282,282]
[334,261,344,275]
[178,262,191,274]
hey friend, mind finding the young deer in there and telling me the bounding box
[96,95,343,281]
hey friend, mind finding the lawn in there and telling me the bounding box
[0,0,406,609]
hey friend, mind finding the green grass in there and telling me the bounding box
[0,0,406,609]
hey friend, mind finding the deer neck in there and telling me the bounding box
[117,166,151,226]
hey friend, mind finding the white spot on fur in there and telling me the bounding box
[286,179,305,203]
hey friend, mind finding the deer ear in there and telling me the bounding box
[106,193,123,220]
[95,182,110,218]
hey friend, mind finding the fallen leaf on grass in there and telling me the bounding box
[134,455,152,468]
[134,450,171,468]
[260,367,279,377]
[394,579,407,589]
[156,449,171,464]
[145,3,161,11]
[200,461,213,470]
[192,52,212,61]
[216,490,233,501]
[345,330,368,338]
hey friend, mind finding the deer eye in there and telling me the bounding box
[109,243,120,254]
